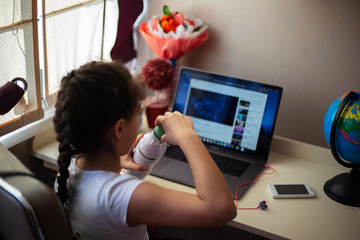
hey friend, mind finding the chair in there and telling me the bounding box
[0,143,79,240]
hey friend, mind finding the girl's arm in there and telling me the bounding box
[127,112,236,227]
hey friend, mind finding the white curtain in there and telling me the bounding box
[44,0,118,98]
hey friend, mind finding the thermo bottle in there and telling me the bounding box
[129,124,167,179]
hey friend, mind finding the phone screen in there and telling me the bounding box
[275,184,309,195]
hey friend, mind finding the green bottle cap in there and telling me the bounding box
[153,124,165,140]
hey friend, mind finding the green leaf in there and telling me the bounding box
[163,5,174,18]
[193,24,203,32]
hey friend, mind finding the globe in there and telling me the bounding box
[324,91,360,164]
[323,90,360,207]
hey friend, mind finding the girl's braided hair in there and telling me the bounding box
[53,61,143,204]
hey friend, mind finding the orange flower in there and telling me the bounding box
[160,15,179,33]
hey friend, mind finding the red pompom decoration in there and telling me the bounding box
[142,58,174,90]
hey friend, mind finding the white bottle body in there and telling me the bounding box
[129,131,167,179]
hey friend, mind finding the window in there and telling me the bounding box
[0,0,43,136]
[43,0,119,105]
[0,0,143,139]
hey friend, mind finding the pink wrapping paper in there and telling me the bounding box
[139,22,209,60]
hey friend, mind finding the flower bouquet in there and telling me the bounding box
[139,5,209,61]
[142,58,174,128]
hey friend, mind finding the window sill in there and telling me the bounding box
[0,107,55,149]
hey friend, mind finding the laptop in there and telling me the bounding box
[150,67,283,199]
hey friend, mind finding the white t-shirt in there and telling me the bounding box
[65,158,148,240]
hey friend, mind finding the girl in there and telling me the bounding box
[53,61,236,240]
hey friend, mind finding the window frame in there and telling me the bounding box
[0,0,44,137]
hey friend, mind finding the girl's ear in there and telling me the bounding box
[113,118,125,141]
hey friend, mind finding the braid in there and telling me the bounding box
[54,71,78,204]
[56,141,74,204]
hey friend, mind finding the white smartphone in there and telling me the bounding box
[267,184,315,198]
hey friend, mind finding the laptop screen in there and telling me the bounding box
[172,67,282,160]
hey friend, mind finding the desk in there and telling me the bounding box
[32,124,360,240]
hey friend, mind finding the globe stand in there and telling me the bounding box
[323,91,360,207]
[324,166,360,207]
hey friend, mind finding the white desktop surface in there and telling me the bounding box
[32,124,360,240]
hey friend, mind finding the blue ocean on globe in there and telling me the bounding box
[324,91,360,164]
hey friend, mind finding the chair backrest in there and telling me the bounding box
[0,144,78,240]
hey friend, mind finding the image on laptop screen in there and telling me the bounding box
[172,67,282,161]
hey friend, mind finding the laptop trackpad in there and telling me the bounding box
[152,160,195,186]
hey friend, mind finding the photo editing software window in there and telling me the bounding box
[183,78,268,151]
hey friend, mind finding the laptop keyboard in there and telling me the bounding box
[164,145,251,177]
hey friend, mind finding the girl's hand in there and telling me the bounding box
[120,133,148,171]
[155,111,197,146]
